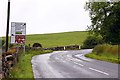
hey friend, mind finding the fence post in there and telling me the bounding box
[79,45,81,49]
[64,46,66,50]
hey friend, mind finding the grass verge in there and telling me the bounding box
[85,44,120,64]
[85,52,119,64]
[8,50,53,78]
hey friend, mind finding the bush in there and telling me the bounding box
[2,39,5,46]
[81,36,103,49]
[0,39,5,46]
[92,44,104,55]
[9,44,14,48]
[0,39,5,48]
[32,43,42,48]
[2,48,17,57]
[93,44,119,56]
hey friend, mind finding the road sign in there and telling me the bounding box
[11,22,26,44]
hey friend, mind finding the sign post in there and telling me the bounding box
[11,22,26,53]
[5,0,10,52]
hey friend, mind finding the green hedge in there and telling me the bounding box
[81,36,103,49]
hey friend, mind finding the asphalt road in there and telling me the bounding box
[31,49,119,78]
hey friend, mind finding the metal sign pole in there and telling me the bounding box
[24,24,26,53]
[24,45,25,53]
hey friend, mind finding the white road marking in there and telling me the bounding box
[66,55,72,57]
[73,62,84,66]
[62,60,66,62]
[89,67,109,75]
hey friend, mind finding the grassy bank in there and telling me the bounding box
[8,50,52,78]
[85,44,120,64]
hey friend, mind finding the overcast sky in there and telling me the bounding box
[0,0,91,37]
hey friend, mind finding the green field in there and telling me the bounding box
[26,31,88,48]
[2,31,88,48]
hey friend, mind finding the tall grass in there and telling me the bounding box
[93,44,119,56]
[85,44,120,64]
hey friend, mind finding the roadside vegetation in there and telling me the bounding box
[0,39,5,48]
[83,2,120,64]
[8,49,52,78]
[85,44,120,64]
[81,35,103,49]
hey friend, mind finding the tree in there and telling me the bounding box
[85,1,120,44]
[82,35,103,49]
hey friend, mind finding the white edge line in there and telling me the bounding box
[89,67,109,75]
[74,62,84,66]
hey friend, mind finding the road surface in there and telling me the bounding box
[31,49,119,78]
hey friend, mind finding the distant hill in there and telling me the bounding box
[26,31,88,48]
[1,31,88,48]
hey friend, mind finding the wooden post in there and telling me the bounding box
[79,45,81,49]
[5,0,10,52]
[64,46,65,50]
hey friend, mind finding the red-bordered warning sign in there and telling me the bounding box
[15,35,25,44]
